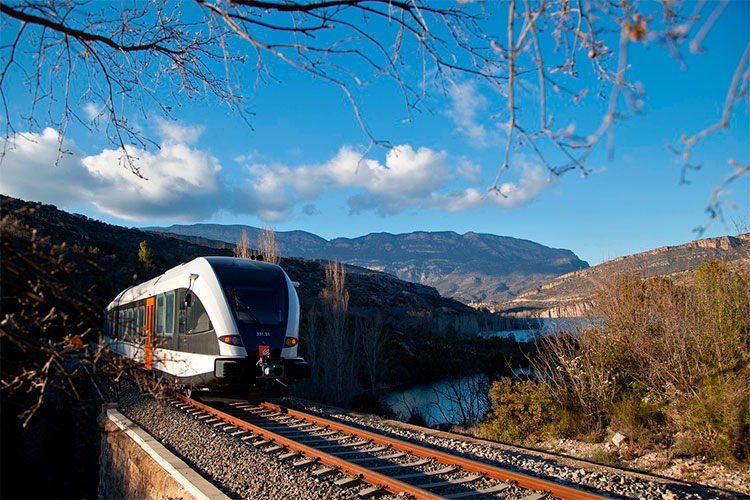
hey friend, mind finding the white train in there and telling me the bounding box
[103,256,311,393]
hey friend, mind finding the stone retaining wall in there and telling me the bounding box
[98,407,228,500]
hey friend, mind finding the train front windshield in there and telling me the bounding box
[214,266,288,327]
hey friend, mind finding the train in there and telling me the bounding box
[102,256,311,395]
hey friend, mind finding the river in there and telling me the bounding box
[384,319,593,426]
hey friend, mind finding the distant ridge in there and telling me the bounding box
[496,233,750,317]
[143,224,589,304]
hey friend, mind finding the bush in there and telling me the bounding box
[507,259,750,462]
[610,394,669,446]
[684,370,750,461]
[480,378,584,443]
[138,240,154,266]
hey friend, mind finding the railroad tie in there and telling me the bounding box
[347,453,400,464]
[362,445,388,453]
[334,476,362,488]
[311,467,336,478]
[278,451,299,461]
[292,457,316,468]
[519,494,548,500]
[443,482,510,499]
[389,465,457,480]
[368,458,428,471]
[358,485,385,498]
[415,474,481,489]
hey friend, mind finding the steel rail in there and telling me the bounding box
[172,393,446,499]
[172,393,611,500]
[260,402,612,500]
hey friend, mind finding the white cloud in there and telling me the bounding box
[155,120,205,145]
[0,129,99,207]
[1,126,553,224]
[83,102,103,121]
[1,127,224,221]
[434,161,552,211]
[446,81,500,148]
[239,144,453,216]
[457,159,482,182]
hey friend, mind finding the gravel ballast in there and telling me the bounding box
[116,388,747,500]
[284,400,747,500]
[117,390,359,499]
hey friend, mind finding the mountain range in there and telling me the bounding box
[143,224,590,304]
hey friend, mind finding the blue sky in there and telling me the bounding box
[1,1,748,266]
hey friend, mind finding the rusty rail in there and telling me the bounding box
[172,393,611,500]
[259,402,610,500]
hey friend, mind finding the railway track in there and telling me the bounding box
[168,393,611,500]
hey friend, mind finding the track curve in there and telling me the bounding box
[169,393,611,500]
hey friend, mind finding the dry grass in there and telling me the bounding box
[485,259,750,463]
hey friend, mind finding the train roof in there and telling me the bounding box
[106,256,284,309]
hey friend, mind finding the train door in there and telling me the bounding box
[145,297,155,370]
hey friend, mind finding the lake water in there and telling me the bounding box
[383,368,534,427]
[384,319,594,426]
[480,317,599,342]
[383,373,491,427]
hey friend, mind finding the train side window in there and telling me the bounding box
[178,289,187,334]
[124,310,128,338]
[186,295,212,334]
[138,306,144,333]
[156,295,165,334]
[118,310,124,338]
[165,292,175,335]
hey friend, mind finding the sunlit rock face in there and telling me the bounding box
[498,234,750,318]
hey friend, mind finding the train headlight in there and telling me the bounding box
[219,335,242,346]
[284,337,298,348]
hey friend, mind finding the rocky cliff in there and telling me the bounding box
[495,234,750,317]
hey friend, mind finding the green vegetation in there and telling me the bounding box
[482,260,750,464]
[138,240,155,266]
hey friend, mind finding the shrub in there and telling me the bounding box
[684,370,750,461]
[138,240,154,266]
[610,394,669,446]
[513,259,750,462]
[480,378,583,443]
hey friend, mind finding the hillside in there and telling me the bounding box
[1,196,482,327]
[144,224,589,304]
[496,234,750,317]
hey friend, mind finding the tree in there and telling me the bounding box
[138,240,154,266]
[258,226,280,265]
[1,1,747,225]
[234,228,253,259]
[318,259,357,405]
[358,313,386,391]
